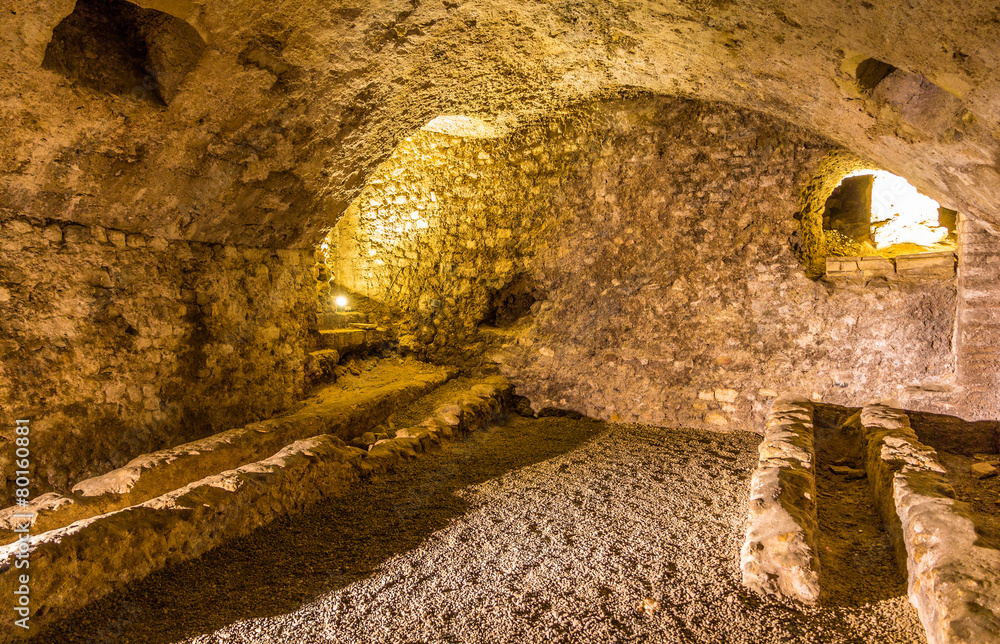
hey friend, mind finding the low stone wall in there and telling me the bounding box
[859,404,1000,644]
[741,396,821,604]
[0,360,452,543]
[0,377,512,640]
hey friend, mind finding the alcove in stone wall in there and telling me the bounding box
[798,152,959,281]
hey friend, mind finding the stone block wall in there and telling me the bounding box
[956,216,1000,419]
[320,114,592,358]
[0,216,315,495]
[323,95,959,433]
[825,252,956,281]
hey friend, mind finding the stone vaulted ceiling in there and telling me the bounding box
[2,0,999,248]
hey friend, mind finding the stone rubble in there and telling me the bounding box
[970,462,998,479]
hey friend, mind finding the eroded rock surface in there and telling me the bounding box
[741,396,820,604]
[5,1,1000,246]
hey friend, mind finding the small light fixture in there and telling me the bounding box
[335,295,348,310]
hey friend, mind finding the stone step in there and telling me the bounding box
[0,377,513,636]
[317,311,368,330]
[0,358,453,543]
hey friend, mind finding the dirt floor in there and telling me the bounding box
[812,406,910,608]
[935,451,1000,550]
[32,416,927,644]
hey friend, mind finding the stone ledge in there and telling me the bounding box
[825,252,956,281]
[0,377,513,639]
[317,311,368,329]
[315,327,390,355]
[860,404,1000,644]
[741,396,821,604]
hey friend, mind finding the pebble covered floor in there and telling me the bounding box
[34,417,926,644]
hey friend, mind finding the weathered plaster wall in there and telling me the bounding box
[325,96,958,432]
[0,216,314,494]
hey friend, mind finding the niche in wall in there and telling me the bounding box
[793,150,958,284]
[856,58,897,92]
[797,151,958,281]
[42,0,206,105]
[822,171,958,259]
[482,274,544,328]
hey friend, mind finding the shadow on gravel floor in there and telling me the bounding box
[31,415,603,644]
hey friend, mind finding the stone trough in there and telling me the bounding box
[0,360,453,542]
[742,396,1000,644]
[0,374,513,639]
[859,405,1000,644]
[740,396,821,604]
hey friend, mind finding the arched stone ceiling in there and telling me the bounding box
[2,0,999,248]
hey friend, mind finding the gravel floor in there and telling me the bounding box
[35,416,926,644]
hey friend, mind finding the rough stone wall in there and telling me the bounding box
[321,110,594,357]
[0,216,314,495]
[326,96,958,432]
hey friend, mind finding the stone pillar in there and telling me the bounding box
[955,215,1000,419]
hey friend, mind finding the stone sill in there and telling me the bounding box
[825,251,956,281]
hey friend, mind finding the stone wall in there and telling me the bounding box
[0,216,315,495]
[321,110,593,358]
[324,96,959,433]
[956,216,1000,419]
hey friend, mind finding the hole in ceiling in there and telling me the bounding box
[42,0,206,105]
[855,58,897,92]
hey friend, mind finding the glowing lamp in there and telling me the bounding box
[335,296,348,309]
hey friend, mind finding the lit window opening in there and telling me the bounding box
[822,170,957,259]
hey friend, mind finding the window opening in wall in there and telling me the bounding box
[822,170,957,259]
